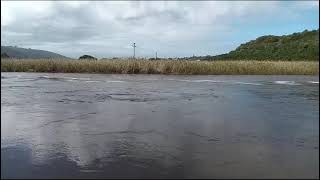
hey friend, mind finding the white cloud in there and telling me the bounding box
[1,1,319,58]
[1,1,54,26]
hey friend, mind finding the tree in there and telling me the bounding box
[79,55,97,60]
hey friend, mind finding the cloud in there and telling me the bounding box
[1,1,319,58]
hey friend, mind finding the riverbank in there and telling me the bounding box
[1,59,319,75]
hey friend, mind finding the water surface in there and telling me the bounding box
[1,73,319,178]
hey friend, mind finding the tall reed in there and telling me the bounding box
[1,59,318,75]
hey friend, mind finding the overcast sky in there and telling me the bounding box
[1,1,319,58]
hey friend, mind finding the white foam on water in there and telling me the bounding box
[168,79,190,82]
[39,76,65,81]
[66,77,90,80]
[274,81,301,85]
[169,79,262,85]
[308,81,319,84]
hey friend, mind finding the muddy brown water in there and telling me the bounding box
[1,73,319,178]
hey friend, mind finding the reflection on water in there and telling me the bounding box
[1,73,319,178]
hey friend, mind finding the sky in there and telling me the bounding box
[1,1,319,58]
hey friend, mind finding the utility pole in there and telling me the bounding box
[132,43,136,59]
[156,51,157,60]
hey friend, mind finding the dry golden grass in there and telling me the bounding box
[1,58,319,75]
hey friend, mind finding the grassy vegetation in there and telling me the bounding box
[1,59,318,75]
[215,29,319,61]
[186,29,319,61]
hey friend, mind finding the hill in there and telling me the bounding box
[212,29,319,61]
[1,46,69,59]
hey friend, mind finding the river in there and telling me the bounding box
[1,73,319,178]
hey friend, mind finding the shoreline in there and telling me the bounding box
[1,59,319,75]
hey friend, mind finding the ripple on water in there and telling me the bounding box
[274,81,301,85]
